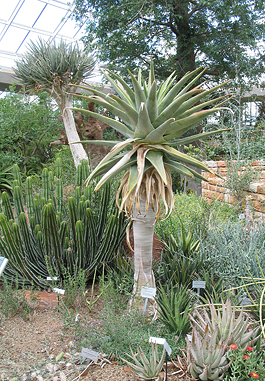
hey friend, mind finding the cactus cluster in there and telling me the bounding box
[0,160,127,286]
[186,300,260,380]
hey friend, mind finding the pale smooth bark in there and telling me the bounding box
[55,92,88,168]
[62,100,89,168]
[132,199,156,295]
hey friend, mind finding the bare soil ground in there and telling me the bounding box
[0,290,191,381]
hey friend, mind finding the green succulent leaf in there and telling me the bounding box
[70,107,134,137]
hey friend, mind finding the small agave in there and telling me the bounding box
[120,343,166,380]
[186,325,229,380]
[189,299,259,350]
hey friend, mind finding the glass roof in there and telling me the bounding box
[0,0,101,82]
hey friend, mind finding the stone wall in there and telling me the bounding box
[201,160,265,220]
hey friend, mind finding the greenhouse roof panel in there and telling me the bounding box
[0,0,86,71]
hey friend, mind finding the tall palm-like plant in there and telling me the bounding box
[14,38,95,167]
[70,63,230,295]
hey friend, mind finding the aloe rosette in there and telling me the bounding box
[70,63,230,294]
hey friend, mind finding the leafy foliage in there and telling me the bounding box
[156,193,237,239]
[0,89,60,174]
[72,0,265,83]
[200,221,265,285]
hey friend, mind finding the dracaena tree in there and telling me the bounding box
[70,63,230,296]
[13,38,95,167]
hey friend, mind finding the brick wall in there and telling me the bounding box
[201,160,265,220]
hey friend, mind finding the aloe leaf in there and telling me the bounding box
[127,164,139,194]
[69,84,108,99]
[169,128,229,146]
[157,71,176,102]
[148,58,155,90]
[71,139,120,147]
[135,102,154,138]
[109,94,138,123]
[154,88,202,128]
[128,69,146,110]
[144,118,174,144]
[95,147,138,190]
[164,108,226,140]
[70,107,134,138]
[77,95,133,125]
[173,80,231,119]
[158,66,205,113]
[153,144,213,172]
[101,69,135,106]
[146,81,158,122]
[164,159,194,178]
[86,138,137,183]
[146,151,167,185]
[177,66,206,98]
[104,69,135,102]
[175,94,231,120]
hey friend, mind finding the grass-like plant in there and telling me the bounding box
[121,343,166,380]
[156,283,195,335]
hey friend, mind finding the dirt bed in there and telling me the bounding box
[0,292,191,381]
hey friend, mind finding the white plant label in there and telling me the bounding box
[149,337,172,356]
[141,286,156,300]
[47,276,58,281]
[192,281,206,289]
[81,347,99,362]
[186,334,192,342]
[53,287,65,295]
[0,257,8,277]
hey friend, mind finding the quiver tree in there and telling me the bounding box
[70,63,230,298]
[13,38,95,167]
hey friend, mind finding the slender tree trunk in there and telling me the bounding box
[62,99,89,168]
[132,199,156,295]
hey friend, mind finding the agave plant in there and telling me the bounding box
[186,325,229,380]
[70,62,230,295]
[190,299,260,351]
[121,343,165,380]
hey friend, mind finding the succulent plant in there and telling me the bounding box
[186,325,229,380]
[189,299,260,351]
[0,161,127,285]
[121,343,165,380]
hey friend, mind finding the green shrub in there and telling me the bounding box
[201,221,265,286]
[156,193,237,239]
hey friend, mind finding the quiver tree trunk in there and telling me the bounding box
[61,98,88,168]
[132,199,156,295]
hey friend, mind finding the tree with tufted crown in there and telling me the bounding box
[70,62,230,298]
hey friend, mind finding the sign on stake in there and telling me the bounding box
[0,257,8,277]
[192,280,206,296]
[141,286,156,313]
[81,347,99,363]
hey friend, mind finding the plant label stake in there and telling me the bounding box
[141,286,156,313]
[81,347,99,365]
[53,287,65,308]
[0,256,8,277]
[192,280,206,296]
[149,337,171,381]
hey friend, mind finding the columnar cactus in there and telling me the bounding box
[0,162,127,285]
